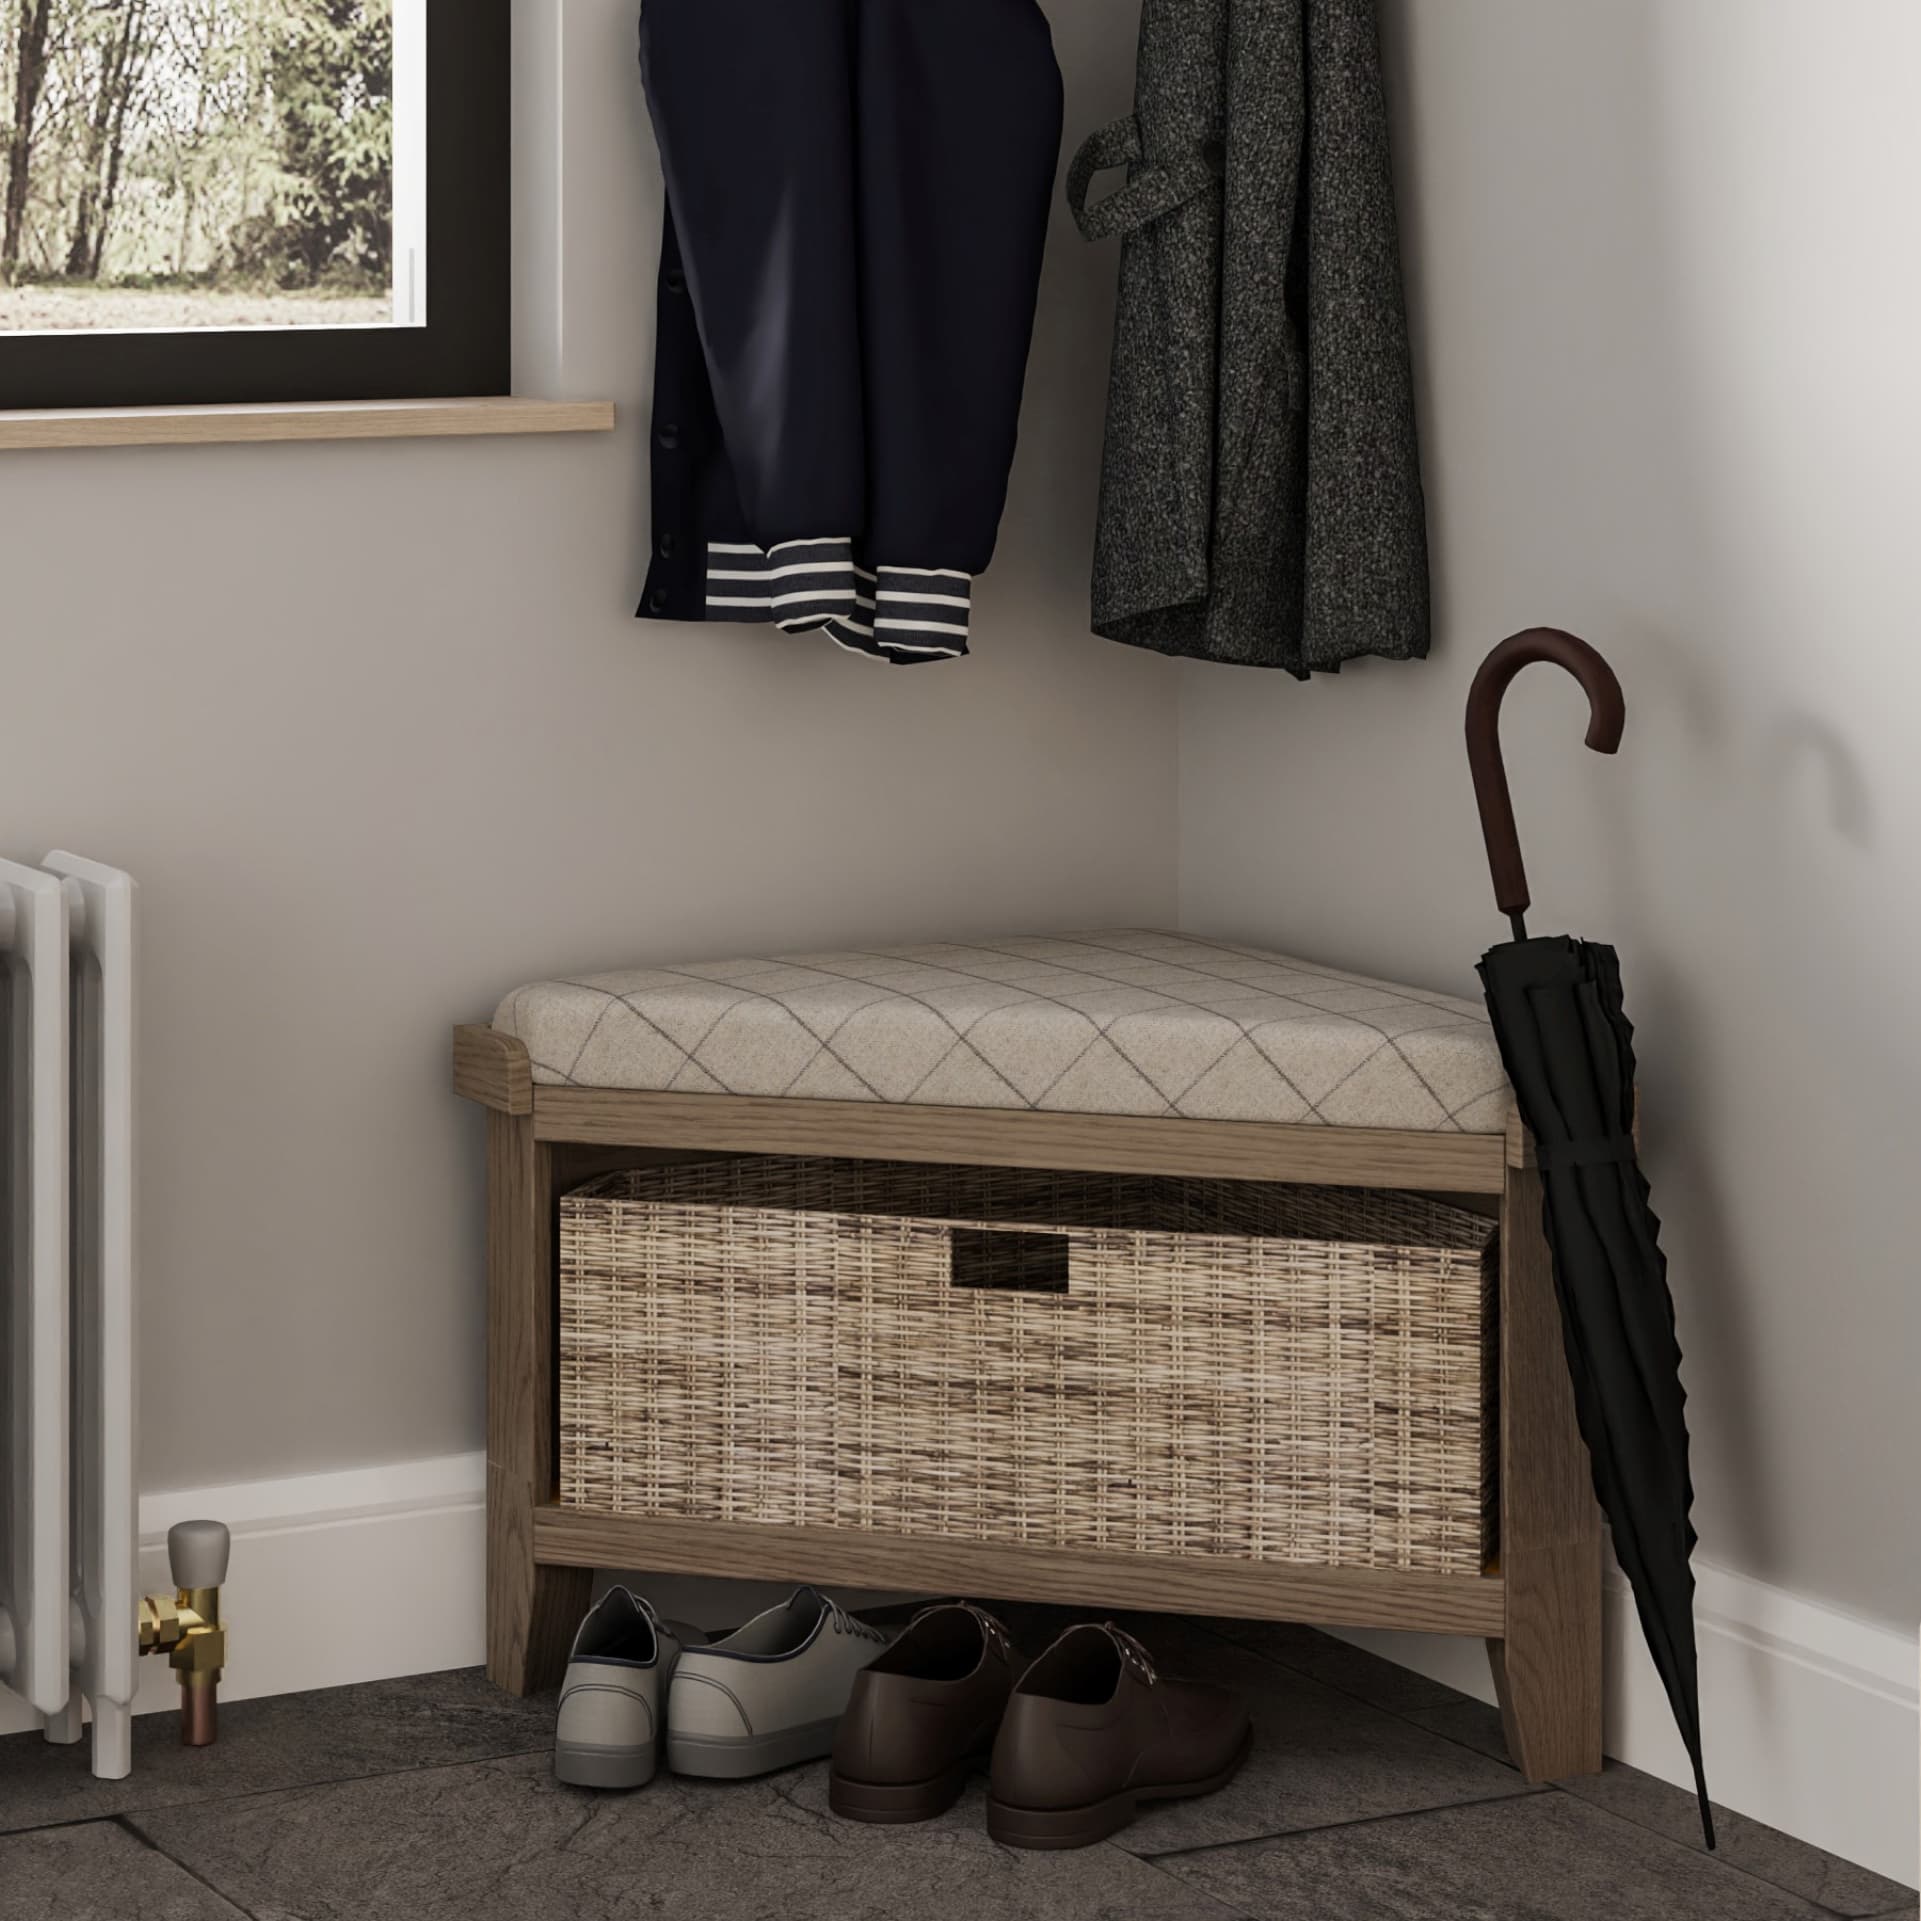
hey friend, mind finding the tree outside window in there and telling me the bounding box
[0,0,412,335]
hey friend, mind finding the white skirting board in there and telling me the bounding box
[0,1455,489,1743]
[3,1452,1912,1887]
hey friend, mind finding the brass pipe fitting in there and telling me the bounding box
[139,1521,230,1748]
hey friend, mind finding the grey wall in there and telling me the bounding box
[1179,0,1921,1633]
[0,0,1173,1492]
[9,0,1907,1656]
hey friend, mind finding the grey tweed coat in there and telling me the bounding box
[1067,0,1429,675]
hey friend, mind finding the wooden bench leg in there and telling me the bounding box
[1488,1159,1603,1781]
[486,1111,590,1694]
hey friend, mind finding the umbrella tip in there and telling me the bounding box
[1693,1763,1716,1851]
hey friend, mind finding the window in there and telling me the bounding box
[0,0,505,409]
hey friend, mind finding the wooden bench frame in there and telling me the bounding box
[455,1023,1602,1783]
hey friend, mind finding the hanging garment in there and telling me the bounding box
[1067,0,1429,676]
[637,0,1064,664]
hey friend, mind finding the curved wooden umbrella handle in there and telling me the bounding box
[1466,628,1626,934]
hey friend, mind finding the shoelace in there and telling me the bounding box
[639,1594,686,1660]
[1103,1622,1159,1686]
[908,1599,1014,1660]
[602,1586,666,1657]
[826,1597,886,1644]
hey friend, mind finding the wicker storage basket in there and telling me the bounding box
[559,1160,1498,1576]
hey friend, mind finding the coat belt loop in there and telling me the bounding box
[1067,115,1223,242]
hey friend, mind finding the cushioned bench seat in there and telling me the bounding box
[494,930,1510,1135]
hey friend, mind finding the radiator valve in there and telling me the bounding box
[139,1520,229,1747]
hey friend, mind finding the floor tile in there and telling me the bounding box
[1397,1694,1509,1758]
[1158,1790,1834,1921]
[0,1820,246,1921]
[1207,1618,1467,1713]
[131,1752,1245,1921]
[7,1626,1901,1921]
[1406,1697,1918,1917]
[1113,1634,1535,1854]
[0,1668,553,1836]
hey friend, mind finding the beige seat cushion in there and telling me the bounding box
[494,931,1510,1134]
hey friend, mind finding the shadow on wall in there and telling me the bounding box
[1764,711,1875,849]
[1179,0,1920,1627]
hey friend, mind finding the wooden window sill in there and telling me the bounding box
[0,396,616,452]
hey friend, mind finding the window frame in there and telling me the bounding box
[0,0,509,413]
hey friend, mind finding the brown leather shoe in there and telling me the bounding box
[986,1623,1251,1849]
[828,1603,1023,1823]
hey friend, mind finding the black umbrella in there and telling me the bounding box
[1466,628,1713,1850]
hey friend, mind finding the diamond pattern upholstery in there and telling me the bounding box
[494,931,1511,1134]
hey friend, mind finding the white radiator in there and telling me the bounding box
[0,853,138,1779]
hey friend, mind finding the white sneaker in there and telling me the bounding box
[666,1587,890,1780]
[554,1587,706,1790]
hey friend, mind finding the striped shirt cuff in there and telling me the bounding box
[706,539,860,629]
[867,568,972,660]
[706,543,973,664]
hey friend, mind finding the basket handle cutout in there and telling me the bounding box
[949,1228,1070,1296]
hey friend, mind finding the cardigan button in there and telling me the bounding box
[665,267,687,296]
[656,423,681,452]
[647,587,671,614]
[658,532,679,560]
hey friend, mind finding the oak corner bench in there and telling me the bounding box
[454,958,1602,1786]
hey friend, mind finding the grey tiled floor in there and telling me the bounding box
[0,1614,1911,1921]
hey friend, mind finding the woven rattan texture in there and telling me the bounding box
[560,1160,1498,1575]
